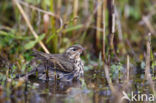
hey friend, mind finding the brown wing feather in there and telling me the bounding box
[32,50,74,72]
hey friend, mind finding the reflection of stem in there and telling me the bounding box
[24,81,28,103]
[13,0,50,53]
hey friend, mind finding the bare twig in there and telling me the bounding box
[13,0,50,53]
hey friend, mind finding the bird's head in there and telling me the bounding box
[64,44,84,61]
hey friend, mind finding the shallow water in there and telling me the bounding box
[0,67,155,103]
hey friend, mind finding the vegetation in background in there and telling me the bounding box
[0,0,155,103]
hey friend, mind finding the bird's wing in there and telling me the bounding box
[51,57,74,72]
[32,50,74,72]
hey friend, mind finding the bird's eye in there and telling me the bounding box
[72,48,77,51]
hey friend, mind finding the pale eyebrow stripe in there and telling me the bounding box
[66,47,74,52]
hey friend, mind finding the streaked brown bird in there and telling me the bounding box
[24,44,84,81]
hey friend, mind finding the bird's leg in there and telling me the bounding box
[45,60,49,80]
[35,67,38,78]
[53,60,57,82]
[49,59,59,81]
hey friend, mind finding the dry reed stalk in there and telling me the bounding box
[104,64,115,93]
[110,0,115,53]
[57,0,62,16]
[107,0,116,58]
[18,0,63,29]
[18,0,63,30]
[115,7,123,41]
[115,7,127,56]
[13,0,50,53]
[145,33,155,95]
[50,0,58,53]
[77,1,103,37]
[96,0,102,48]
[73,0,79,25]
[102,0,107,61]
[126,55,130,82]
[123,55,131,90]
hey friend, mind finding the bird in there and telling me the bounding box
[23,44,84,81]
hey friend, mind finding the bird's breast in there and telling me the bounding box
[74,60,84,77]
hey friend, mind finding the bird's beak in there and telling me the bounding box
[82,47,85,51]
[78,47,85,54]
